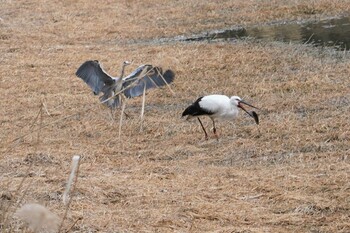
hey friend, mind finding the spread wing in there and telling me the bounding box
[75,60,114,94]
[122,65,175,98]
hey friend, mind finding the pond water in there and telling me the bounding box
[182,16,350,50]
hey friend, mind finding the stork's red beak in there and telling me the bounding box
[238,100,260,124]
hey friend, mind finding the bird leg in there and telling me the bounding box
[119,97,127,139]
[120,95,131,119]
[197,117,208,140]
[139,84,147,132]
[109,107,116,122]
[211,119,219,141]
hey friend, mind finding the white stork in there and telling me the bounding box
[182,95,259,140]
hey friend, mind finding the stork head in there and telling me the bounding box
[231,96,260,124]
[230,96,242,107]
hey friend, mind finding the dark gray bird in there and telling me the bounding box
[75,60,175,108]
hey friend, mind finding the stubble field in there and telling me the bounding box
[1,1,349,232]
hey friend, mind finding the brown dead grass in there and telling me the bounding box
[1,0,350,232]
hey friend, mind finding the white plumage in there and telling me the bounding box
[198,95,240,120]
[182,94,259,140]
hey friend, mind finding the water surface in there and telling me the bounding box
[184,16,350,50]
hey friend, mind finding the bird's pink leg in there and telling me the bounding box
[197,117,208,140]
[211,119,219,141]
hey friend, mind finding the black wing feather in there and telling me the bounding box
[75,60,114,94]
[122,65,175,98]
[182,97,214,117]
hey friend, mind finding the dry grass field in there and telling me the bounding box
[1,0,350,232]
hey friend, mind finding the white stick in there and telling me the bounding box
[62,155,81,206]
[42,102,51,116]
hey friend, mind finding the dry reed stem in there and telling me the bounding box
[64,217,82,233]
[140,84,147,132]
[156,69,176,96]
